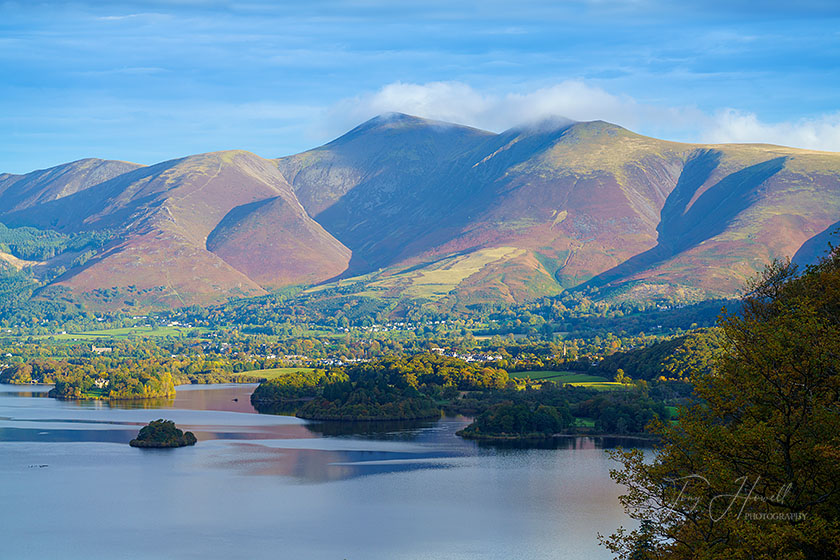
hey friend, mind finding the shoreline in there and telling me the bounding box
[296,412,443,422]
[457,430,659,442]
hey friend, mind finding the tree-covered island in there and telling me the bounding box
[48,367,176,400]
[129,419,197,448]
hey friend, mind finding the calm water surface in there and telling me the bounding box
[0,383,638,559]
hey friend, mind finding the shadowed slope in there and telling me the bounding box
[277,113,495,216]
[793,220,840,267]
[0,158,142,215]
[2,151,351,307]
[1,115,838,310]
[325,120,691,305]
[586,147,840,299]
[583,152,787,288]
[276,113,495,272]
[207,195,351,287]
[406,121,689,289]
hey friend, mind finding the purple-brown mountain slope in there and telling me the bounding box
[278,115,840,305]
[206,193,350,288]
[0,158,142,215]
[1,114,838,309]
[0,151,349,308]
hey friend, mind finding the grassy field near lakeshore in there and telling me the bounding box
[234,367,315,380]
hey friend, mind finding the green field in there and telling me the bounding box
[570,381,627,391]
[347,246,526,300]
[509,370,626,390]
[509,370,582,380]
[234,367,315,380]
[33,325,202,341]
[510,371,607,382]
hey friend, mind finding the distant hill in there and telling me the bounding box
[1,114,838,312]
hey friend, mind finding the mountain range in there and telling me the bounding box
[1,113,838,311]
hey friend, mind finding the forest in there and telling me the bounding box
[0,222,114,261]
[249,353,677,432]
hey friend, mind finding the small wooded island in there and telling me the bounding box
[129,419,197,448]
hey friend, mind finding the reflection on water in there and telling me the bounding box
[0,383,634,560]
[0,383,52,397]
[212,443,453,483]
[305,417,442,438]
[70,395,177,410]
[0,382,258,412]
[171,383,261,413]
[0,426,139,443]
[473,434,657,451]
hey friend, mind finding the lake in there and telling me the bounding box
[0,383,638,559]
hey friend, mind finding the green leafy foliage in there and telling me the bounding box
[46,361,176,400]
[595,328,724,381]
[250,369,332,402]
[574,392,666,434]
[454,381,669,439]
[297,387,440,421]
[0,267,38,313]
[129,419,196,448]
[251,354,509,421]
[458,401,573,439]
[604,249,840,559]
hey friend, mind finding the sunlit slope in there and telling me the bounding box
[292,117,839,306]
[207,193,351,288]
[399,121,689,296]
[275,113,495,272]
[0,151,350,308]
[0,114,837,310]
[585,145,840,300]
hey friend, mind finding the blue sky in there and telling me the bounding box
[1,0,839,173]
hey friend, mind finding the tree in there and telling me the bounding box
[603,248,840,559]
[614,368,630,384]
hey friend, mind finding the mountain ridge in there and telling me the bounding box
[1,114,838,312]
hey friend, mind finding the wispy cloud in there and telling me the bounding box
[96,13,171,21]
[324,80,695,132]
[322,81,840,152]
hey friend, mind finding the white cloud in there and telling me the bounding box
[705,109,840,151]
[323,80,690,134]
[321,80,840,153]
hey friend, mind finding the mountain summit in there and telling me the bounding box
[1,115,838,310]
